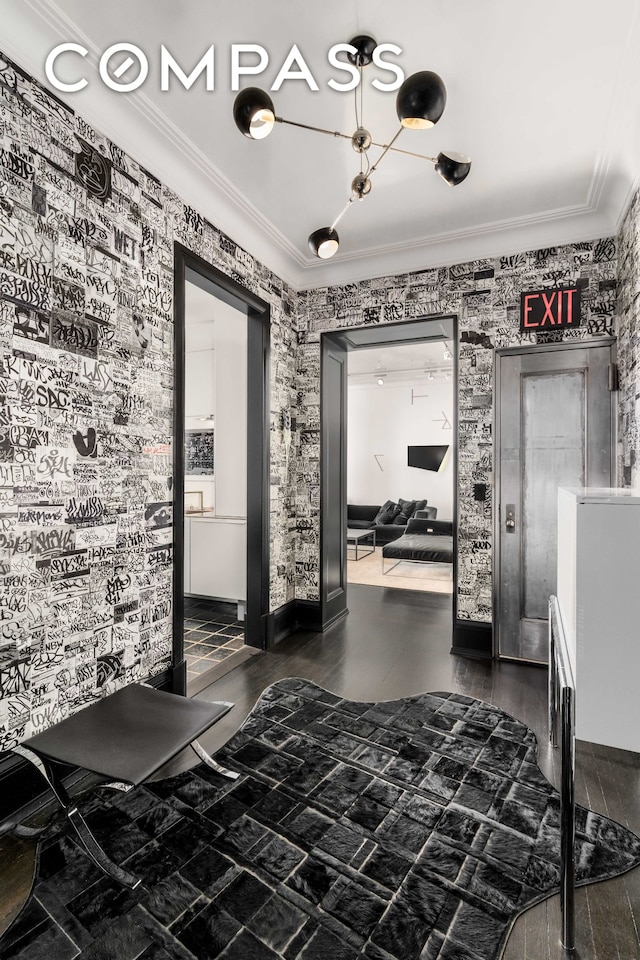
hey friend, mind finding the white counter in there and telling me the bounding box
[557,487,640,753]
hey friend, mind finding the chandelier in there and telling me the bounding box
[232,35,472,260]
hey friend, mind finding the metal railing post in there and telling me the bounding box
[549,596,576,953]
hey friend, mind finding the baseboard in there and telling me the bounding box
[149,667,174,691]
[266,599,348,645]
[267,600,298,645]
[321,605,349,631]
[0,752,46,823]
[170,660,187,696]
[451,620,493,659]
[292,600,325,634]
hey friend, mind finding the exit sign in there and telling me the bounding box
[520,286,581,331]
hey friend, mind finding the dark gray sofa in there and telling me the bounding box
[347,503,438,546]
[382,518,453,571]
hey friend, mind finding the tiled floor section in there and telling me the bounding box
[184,607,245,686]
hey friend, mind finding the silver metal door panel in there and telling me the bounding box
[496,341,613,662]
[522,371,585,620]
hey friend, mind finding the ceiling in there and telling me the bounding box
[348,341,453,385]
[4,0,640,289]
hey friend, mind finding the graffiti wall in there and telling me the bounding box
[615,187,640,487]
[0,51,297,749]
[295,240,618,619]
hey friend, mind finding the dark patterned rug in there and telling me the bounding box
[2,679,640,960]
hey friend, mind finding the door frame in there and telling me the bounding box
[172,243,271,694]
[320,314,459,637]
[493,336,616,660]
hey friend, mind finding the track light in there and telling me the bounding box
[377,375,385,386]
[396,70,446,129]
[308,227,340,259]
[443,346,452,360]
[232,34,471,259]
[233,87,275,140]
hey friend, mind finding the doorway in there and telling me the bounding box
[172,245,270,695]
[320,315,458,633]
[346,341,454,594]
[495,339,615,663]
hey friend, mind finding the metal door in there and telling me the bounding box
[496,341,614,662]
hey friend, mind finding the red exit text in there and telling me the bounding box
[520,286,581,331]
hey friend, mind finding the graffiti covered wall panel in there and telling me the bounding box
[0,50,298,749]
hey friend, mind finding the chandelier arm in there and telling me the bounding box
[370,141,438,163]
[275,116,353,142]
[367,127,404,177]
[330,196,356,232]
[275,118,440,165]
[357,66,364,175]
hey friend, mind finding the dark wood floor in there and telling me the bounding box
[1,584,638,959]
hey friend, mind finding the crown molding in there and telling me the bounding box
[15,0,306,288]
[5,1,636,294]
[296,208,618,290]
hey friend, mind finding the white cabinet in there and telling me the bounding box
[557,487,640,753]
[187,517,246,602]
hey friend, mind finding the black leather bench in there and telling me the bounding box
[11,683,237,888]
[382,518,454,573]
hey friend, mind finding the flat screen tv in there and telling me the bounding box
[407,445,449,472]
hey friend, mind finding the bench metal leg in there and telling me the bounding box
[13,745,141,889]
[99,781,135,794]
[382,557,402,575]
[191,739,240,780]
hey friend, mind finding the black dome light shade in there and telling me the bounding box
[233,87,275,139]
[308,227,340,259]
[435,150,472,185]
[347,35,377,67]
[396,71,446,129]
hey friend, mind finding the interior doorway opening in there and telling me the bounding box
[182,276,249,691]
[172,245,270,696]
[346,339,454,596]
[320,315,458,641]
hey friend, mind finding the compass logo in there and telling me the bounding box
[44,42,405,95]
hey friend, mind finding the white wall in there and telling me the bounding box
[214,300,247,518]
[184,285,247,518]
[185,348,216,510]
[347,380,454,518]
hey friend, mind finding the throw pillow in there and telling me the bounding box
[410,498,428,518]
[373,500,401,524]
[397,498,417,522]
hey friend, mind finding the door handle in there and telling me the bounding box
[505,504,516,532]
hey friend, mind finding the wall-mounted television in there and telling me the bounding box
[407,445,449,472]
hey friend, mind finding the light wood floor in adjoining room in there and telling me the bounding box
[0,584,638,959]
[347,546,453,594]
